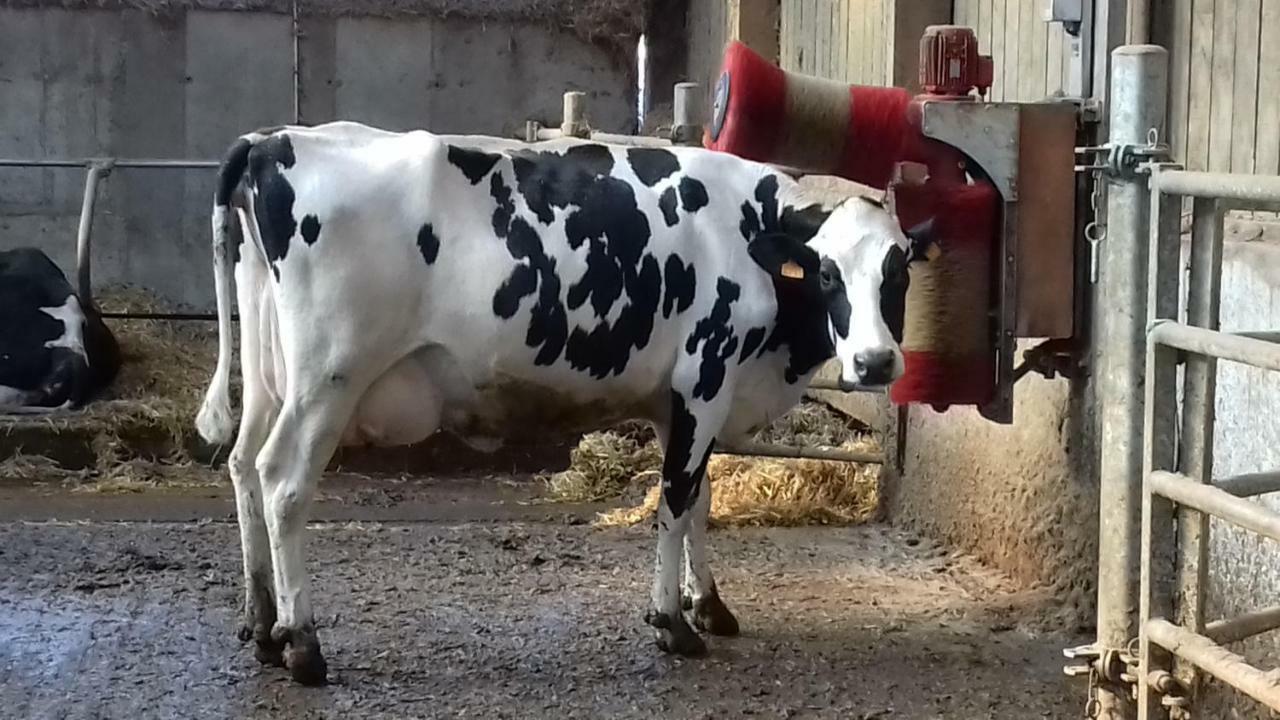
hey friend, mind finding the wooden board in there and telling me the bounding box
[1208,0,1235,172]
[1259,0,1280,174]
[1186,0,1216,171]
[1231,0,1261,174]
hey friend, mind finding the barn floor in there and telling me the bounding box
[0,475,1084,719]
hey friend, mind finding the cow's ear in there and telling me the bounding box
[905,217,940,263]
[749,231,820,283]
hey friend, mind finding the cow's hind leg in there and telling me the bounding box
[256,380,361,685]
[228,224,286,665]
[230,389,282,665]
[647,389,727,656]
[681,473,739,636]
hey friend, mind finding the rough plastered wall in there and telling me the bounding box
[796,173,1101,627]
[0,5,635,309]
[1196,236,1280,717]
[888,369,1099,626]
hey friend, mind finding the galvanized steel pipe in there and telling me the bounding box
[1151,471,1280,543]
[1094,45,1168,720]
[1205,605,1280,645]
[1154,169,1280,206]
[1149,321,1280,373]
[1146,618,1280,709]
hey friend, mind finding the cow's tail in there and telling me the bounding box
[196,136,255,446]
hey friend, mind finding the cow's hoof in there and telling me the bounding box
[645,610,707,657]
[272,624,328,686]
[239,622,286,667]
[691,589,740,637]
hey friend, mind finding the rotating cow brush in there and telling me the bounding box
[706,31,999,410]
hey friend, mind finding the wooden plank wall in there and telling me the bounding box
[780,0,1074,98]
[1158,0,1280,174]
[686,1,731,93]
[952,0,1076,101]
[780,0,892,84]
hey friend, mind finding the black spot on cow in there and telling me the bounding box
[627,148,680,186]
[878,245,909,343]
[754,175,781,231]
[820,258,850,338]
[738,174,831,246]
[447,145,502,185]
[659,188,679,227]
[739,326,767,363]
[662,254,695,318]
[0,247,120,410]
[678,177,709,213]
[491,217,568,366]
[511,144,615,224]
[739,201,761,242]
[502,145,664,377]
[780,203,831,242]
[685,278,741,402]
[662,390,715,516]
[300,215,321,246]
[247,133,298,280]
[490,173,515,239]
[565,254,661,378]
[417,223,440,265]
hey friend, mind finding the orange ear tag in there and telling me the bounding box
[780,260,805,279]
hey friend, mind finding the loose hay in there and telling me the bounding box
[542,400,881,528]
[595,441,880,529]
[542,428,663,503]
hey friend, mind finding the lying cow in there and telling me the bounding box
[0,247,120,413]
[196,121,934,685]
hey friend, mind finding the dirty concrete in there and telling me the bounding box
[0,476,1084,719]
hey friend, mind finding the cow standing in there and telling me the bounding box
[196,121,933,684]
[0,247,120,413]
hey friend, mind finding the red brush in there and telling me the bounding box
[705,35,999,412]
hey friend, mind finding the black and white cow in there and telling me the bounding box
[0,247,120,413]
[196,121,934,685]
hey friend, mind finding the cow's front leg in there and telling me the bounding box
[682,473,739,636]
[647,390,724,656]
[257,388,356,686]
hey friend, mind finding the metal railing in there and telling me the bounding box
[1134,163,1280,718]
[0,158,220,317]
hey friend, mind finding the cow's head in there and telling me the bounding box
[749,196,937,390]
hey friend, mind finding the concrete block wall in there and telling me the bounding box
[0,7,634,309]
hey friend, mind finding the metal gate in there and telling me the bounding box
[1078,44,1280,719]
[1135,168,1280,717]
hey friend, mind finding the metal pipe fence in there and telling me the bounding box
[1134,145,1280,718]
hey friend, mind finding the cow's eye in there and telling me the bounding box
[819,267,835,288]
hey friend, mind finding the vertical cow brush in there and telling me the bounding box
[705,32,999,411]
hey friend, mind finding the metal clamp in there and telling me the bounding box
[1075,128,1171,178]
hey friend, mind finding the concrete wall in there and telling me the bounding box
[0,7,634,309]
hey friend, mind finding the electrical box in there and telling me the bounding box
[1043,0,1082,24]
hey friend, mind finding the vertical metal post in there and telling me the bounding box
[75,162,109,312]
[671,82,702,145]
[1095,45,1168,720]
[1138,165,1184,720]
[1172,197,1224,705]
[561,91,590,138]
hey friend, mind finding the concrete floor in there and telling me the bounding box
[0,476,1084,719]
